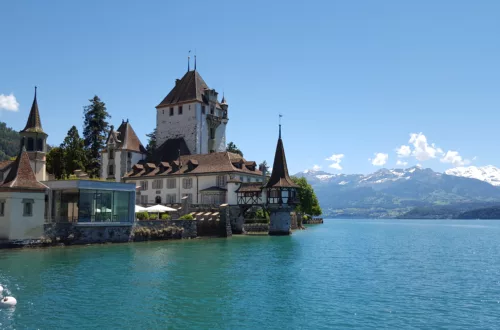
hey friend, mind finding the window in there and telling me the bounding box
[178,105,183,115]
[202,105,206,114]
[109,149,114,160]
[152,179,163,190]
[210,128,216,139]
[216,175,227,188]
[37,138,44,151]
[182,193,193,204]
[23,200,33,217]
[210,106,214,115]
[182,178,193,189]
[0,200,4,216]
[169,107,174,116]
[167,178,176,189]
[162,109,164,115]
[128,152,132,159]
[140,195,148,204]
[27,137,34,151]
[140,181,148,190]
[0,172,3,181]
[108,165,114,176]
[247,177,251,182]
[240,176,243,182]
[166,194,176,204]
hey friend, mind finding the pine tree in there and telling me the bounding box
[145,128,157,162]
[83,96,110,178]
[61,126,87,176]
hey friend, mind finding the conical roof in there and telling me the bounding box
[0,147,47,191]
[21,87,45,134]
[116,121,146,153]
[265,128,298,189]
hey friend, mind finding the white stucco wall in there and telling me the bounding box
[157,102,198,153]
[0,191,45,240]
[102,149,145,182]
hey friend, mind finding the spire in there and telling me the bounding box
[265,123,298,189]
[279,114,282,139]
[188,50,191,72]
[21,86,45,134]
[194,55,197,71]
[221,92,227,104]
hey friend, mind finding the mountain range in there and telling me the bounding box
[294,166,500,219]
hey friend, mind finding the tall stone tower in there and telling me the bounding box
[19,87,48,182]
[265,124,299,235]
[155,67,228,154]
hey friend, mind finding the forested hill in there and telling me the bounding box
[0,121,19,160]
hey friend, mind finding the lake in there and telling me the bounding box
[1,219,500,329]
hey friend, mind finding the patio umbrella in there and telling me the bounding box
[145,204,177,219]
[135,205,147,213]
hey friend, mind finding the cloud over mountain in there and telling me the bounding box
[326,154,344,170]
[371,153,388,166]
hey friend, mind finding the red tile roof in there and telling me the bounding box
[124,152,262,179]
[0,148,47,191]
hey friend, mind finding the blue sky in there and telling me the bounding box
[1,0,499,174]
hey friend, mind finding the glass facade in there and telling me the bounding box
[51,189,133,223]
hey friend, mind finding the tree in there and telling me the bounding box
[259,160,270,173]
[291,176,322,216]
[145,128,157,162]
[61,126,87,176]
[0,121,20,161]
[226,142,243,156]
[83,96,110,178]
[46,147,66,179]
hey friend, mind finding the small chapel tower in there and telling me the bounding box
[155,65,228,155]
[19,87,48,182]
[265,123,299,235]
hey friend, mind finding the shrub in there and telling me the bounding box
[161,213,171,220]
[179,214,194,220]
[136,212,150,221]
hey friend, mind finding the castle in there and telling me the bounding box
[101,66,265,206]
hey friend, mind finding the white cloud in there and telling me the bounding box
[409,133,443,161]
[370,153,388,166]
[0,93,19,112]
[440,150,471,167]
[396,145,411,158]
[396,160,408,166]
[326,154,344,170]
[312,164,322,171]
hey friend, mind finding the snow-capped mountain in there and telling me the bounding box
[294,166,500,218]
[445,165,500,187]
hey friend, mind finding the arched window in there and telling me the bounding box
[27,137,34,151]
[155,196,162,204]
[37,138,44,151]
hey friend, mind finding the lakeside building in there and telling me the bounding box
[101,66,265,206]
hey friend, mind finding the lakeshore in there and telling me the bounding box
[1,219,500,329]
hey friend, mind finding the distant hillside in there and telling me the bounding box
[295,167,500,219]
[457,206,500,219]
[0,121,19,160]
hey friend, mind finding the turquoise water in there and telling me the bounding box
[1,220,500,329]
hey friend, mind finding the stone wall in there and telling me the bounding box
[243,223,269,234]
[303,217,324,224]
[43,219,197,245]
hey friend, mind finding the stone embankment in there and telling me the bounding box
[302,217,324,224]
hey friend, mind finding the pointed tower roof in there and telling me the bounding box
[156,70,209,107]
[265,126,299,189]
[221,94,227,105]
[21,87,45,134]
[0,147,47,191]
[115,120,146,153]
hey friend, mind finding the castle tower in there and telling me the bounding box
[265,124,299,235]
[155,68,228,155]
[19,87,48,182]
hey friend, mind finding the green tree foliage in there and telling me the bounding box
[61,126,87,176]
[226,142,243,156]
[259,160,269,173]
[83,96,110,178]
[179,214,194,220]
[145,128,157,162]
[46,147,66,179]
[291,176,322,216]
[0,121,20,160]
